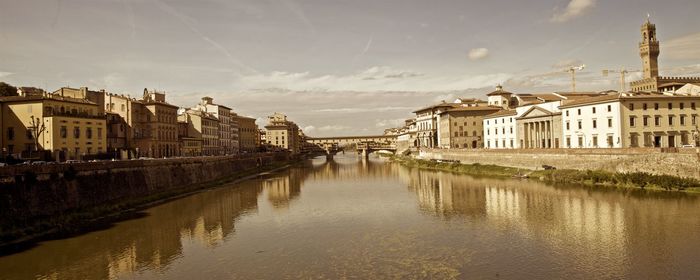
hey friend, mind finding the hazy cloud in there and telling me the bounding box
[665,32,700,60]
[375,118,405,128]
[551,59,584,69]
[237,66,505,92]
[550,0,596,23]
[468,48,489,60]
[0,72,13,78]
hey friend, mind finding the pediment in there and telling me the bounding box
[519,106,554,118]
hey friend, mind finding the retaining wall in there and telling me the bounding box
[0,153,290,236]
[419,148,700,179]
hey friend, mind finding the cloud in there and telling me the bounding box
[551,59,584,69]
[468,48,489,60]
[0,72,13,78]
[317,125,349,132]
[236,66,506,92]
[314,106,415,113]
[550,0,596,23]
[303,125,316,133]
[375,119,405,128]
[665,32,700,60]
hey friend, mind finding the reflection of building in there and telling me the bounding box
[264,171,301,208]
[264,112,300,154]
[630,18,700,92]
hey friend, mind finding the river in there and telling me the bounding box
[1,154,699,279]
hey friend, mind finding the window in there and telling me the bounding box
[566,110,569,117]
[86,128,93,139]
[566,137,571,148]
[578,137,584,147]
[654,116,660,126]
[592,107,596,114]
[654,103,659,110]
[7,127,14,140]
[593,119,597,129]
[577,120,582,129]
[629,117,635,127]
[577,109,581,115]
[643,103,648,110]
[607,105,612,112]
[607,135,613,147]
[608,118,613,128]
[454,132,458,137]
[592,136,598,147]
[668,116,674,126]
[643,116,649,126]
[668,103,673,110]
[680,103,685,110]
[629,103,634,110]
[692,103,696,110]
[681,116,686,125]
[61,126,67,138]
[74,127,80,138]
[693,116,697,125]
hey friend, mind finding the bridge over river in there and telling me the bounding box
[306,135,397,158]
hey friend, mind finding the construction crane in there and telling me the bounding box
[566,65,585,93]
[602,68,639,93]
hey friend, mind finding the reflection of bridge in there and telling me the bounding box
[307,135,397,158]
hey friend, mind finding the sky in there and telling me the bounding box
[1,0,700,136]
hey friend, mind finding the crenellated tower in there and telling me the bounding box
[639,18,659,79]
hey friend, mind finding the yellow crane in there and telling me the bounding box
[566,65,585,93]
[602,68,639,93]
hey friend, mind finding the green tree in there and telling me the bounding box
[0,82,18,96]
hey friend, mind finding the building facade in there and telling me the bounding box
[264,112,300,154]
[133,89,179,158]
[233,115,259,153]
[0,94,106,160]
[438,106,500,149]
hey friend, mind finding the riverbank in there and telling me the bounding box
[0,153,302,249]
[392,156,700,193]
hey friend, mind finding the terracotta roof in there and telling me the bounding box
[559,94,621,108]
[0,95,98,105]
[483,109,518,118]
[412,102,459,113]
[441,106,501,113]
[486,89,514,96]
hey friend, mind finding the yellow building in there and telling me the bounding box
[178,110,219,156]
[178,121,203,157]
[232,115,259,153]
[1,93,106,160]
[264,112,300,154]
[133,89,179,158]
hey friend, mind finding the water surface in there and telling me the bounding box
[1,154,699,279]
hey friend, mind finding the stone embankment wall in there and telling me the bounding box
[0,153,290,234]
[419,148,700,179]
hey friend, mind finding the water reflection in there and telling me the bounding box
[0,154,699,279]
[400,166,700,279]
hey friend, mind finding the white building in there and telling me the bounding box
[560,94,623,148]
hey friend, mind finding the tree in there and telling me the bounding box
[0,82,18,97]
[29,115,46,152]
